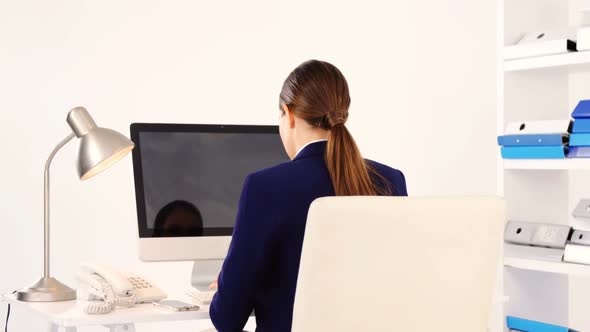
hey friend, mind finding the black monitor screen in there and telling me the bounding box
[131,124,289,238]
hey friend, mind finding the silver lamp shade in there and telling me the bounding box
[77,128,135,180]
[67,107,135,180]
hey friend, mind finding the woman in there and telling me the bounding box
[209,60,407,332]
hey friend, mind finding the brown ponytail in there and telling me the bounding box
[279,60,390,196]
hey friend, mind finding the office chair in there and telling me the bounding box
[292,196,504,332]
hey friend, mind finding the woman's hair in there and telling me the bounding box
[279,60,389,196]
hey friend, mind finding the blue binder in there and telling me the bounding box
[506,316,575,332]
[501,146,566,159]
[497,134,568,147]
[572,100,590,119]
[573,119,590,133]
[569,133,590,146]
[568,146,590,158]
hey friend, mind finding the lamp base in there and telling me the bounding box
[16,277,76,302]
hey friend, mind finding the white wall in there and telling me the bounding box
[0,0,497,331]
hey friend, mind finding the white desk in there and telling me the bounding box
[1,293,214,332]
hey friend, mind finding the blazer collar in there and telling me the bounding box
[293,140,327,161]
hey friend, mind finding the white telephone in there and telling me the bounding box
[76,262,167,314]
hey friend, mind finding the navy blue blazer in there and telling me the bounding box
[210,141,407,332]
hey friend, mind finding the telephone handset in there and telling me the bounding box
[77,262,167,314]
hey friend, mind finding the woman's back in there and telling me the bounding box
[209,141,407,332]
[210,59,407,332]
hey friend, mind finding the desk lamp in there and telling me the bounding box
[16,107,134,302]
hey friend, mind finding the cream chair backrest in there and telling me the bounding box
[292,196,504,332]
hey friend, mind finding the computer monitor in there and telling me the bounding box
[130,123,289,267]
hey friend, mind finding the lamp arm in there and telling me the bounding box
[43,133,75,278]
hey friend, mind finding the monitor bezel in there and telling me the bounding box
[130,123,281,238]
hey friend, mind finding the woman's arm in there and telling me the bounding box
[209,174,275,332]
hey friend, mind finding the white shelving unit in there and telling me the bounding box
[500,0,590,330]
[503,159,590,170]
[504,51,590,72]
[504,257,590,276]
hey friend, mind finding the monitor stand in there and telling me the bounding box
[190,260,223,291]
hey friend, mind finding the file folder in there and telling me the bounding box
[506,316,575,332]
[572,200,590,218]
[569,230,590,246]
[572,100,590,119]
[572,119,590,133]
[497,134,568,147]
[501,146,567,159]
[567,146,590,158]
[504,39,576,60]
[504,120,572,135]
[569,133,590,146]
[504,221,571,249]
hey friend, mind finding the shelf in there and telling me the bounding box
[504,51,590,72]
[503,159,590,170]
[504,257,590,276]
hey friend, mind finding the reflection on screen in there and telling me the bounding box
[139,131,289,237]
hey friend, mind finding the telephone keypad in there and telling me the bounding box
[130,277,152,289]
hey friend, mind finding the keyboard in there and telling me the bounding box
[187,287,216,304]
